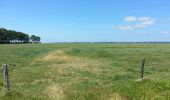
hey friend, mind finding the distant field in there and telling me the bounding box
[0,43,170,100]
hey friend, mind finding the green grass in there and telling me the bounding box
[0,43,170,100]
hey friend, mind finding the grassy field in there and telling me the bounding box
[0,43,170,100]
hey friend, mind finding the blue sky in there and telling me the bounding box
[1,0,170,42]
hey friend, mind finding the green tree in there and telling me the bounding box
[30,35,41,43]
[30,35,37,43]
[0,28,41,44]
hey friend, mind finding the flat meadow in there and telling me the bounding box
[0,43,170,100]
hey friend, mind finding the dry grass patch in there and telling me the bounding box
[41,50,74,63]
[109,93,127,100]
[33,50,115,99]
[35,50,106,75]
[44,84,65,100]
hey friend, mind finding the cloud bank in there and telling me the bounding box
[116,16,155,31]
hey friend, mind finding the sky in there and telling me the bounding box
[1,0,170,43]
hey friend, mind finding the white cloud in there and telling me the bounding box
[124,16,154,22]
[118,26,133,30]
[134,31,148,35]
[124,16,137,22]
[162,31,170,34]
[116,16,155,30]
[138,17,152,22]
[141,21,154,25]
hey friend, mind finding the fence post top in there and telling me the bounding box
[2,64,7,66]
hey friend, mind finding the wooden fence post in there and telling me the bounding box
[2,64,11,94]
[141,58,145,79]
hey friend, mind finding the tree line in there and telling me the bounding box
[0,28,41,44]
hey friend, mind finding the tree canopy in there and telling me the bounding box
[30,35,41,43]
[0,28,41,44]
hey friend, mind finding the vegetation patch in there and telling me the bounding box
[44,84,65,100]
[0,43,170,99]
